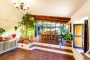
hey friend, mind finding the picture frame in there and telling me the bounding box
[85,50,90,58]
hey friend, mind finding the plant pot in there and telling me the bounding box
[23,39,30,44]
[19,37,24,43]
[0,37,3,41]
[66,41,71,47]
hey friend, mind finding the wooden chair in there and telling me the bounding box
[46,34,51,40]
[46,31,51,40]
[51,34,57,40]
[51,31,58,40]
[41,32,46,40]
[41,34,46,40]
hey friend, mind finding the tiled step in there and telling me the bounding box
[33,42,72,50]
[32,46,73,56]
[29,43,73,55]
[31,44,72,53]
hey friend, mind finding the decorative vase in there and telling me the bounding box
[12,34,16,38]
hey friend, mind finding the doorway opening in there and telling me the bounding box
[73,20,89,53]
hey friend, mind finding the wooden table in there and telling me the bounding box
[81,53,90,60]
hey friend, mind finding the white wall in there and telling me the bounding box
[71,0,90,60]
[0,2,23,30]
[71,0,90,50]
[71,0,89,24]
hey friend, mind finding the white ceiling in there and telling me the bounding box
[0,0,88,17]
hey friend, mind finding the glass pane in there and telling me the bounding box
[43,25,46,28]
[51,28,55,31]
[75,37,82,47]
[51,22,55,25]
[60,24,66,34]
[51,22,55,31]
[51,22,55,27]
[66,24,69,32]
[56,28,61,35]
[43,22,47,24]
[38,22,42,27]
[56,23,60,27]
[38,22,42,25]
[75,25,82,36]
[45,22,51,31]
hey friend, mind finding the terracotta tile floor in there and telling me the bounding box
[0,48,75,60]
[33,37,63,45]
[33,39,57,44]
[0,37,74,60]
[33,36,71,47]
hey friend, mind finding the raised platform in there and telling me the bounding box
[18,42,35,50]
[18,42,73,56]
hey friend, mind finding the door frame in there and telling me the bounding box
[73,24,84,49]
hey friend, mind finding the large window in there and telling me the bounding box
[56,23,61,35]
[38,22,70,35]
[51,22,55,31]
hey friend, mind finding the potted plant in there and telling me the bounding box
[63,32,72,46]
[0,28,5,40]
[18,13,35,43]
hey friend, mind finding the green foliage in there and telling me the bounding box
[0,28,5,36]
[19,13,35,28]
[18,13,35,38]
[60,32,72,41]
[63,32,72,41]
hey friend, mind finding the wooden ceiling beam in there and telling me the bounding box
[31,14,71,22]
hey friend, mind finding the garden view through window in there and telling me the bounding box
[37,22,70,35]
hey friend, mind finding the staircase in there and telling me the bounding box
[29,42,73,56]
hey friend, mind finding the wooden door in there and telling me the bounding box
[84,20,89,52]
[73,24,83,48]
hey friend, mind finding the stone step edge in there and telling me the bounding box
[33,46,73,56]
[33,42,72,50]
[30,44,73,53]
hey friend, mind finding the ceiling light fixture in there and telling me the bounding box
[12,0,30,11]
